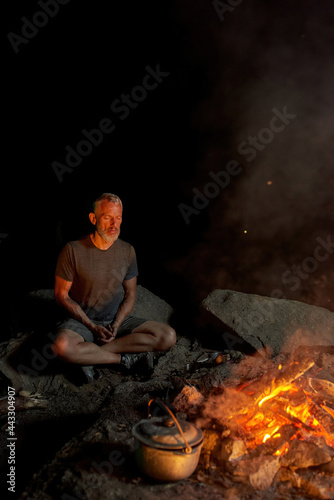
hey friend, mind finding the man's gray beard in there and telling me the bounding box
[97,228,120,244]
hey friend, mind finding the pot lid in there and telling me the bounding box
[132,416,204,450]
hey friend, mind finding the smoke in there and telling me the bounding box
[195,350,277,430]
[169,0,334,309]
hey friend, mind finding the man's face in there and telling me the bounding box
[92,201,123,244]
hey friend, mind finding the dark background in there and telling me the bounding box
[2,0,334,338]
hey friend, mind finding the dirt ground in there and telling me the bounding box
[0,332,240,500]
[1,331,328,500]
[1,287,334,499]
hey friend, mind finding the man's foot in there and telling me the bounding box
[120,352,154,370]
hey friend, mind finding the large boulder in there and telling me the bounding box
[131,285,174,324]
[26,285,174,326]
[202,289,334,357]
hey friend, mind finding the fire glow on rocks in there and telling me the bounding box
[186,348,334,495]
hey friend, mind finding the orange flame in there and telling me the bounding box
[229,365,334,452]
[257,383,295,407]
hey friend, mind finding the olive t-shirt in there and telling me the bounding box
[55,235,138,321]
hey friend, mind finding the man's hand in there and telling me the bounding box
[107,323,120,341]
[90,324,115,344]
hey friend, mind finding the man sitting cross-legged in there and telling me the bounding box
[52,193,176,381]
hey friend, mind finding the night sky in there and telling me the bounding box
[2,0,334,337]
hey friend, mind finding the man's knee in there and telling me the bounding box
[52,330,81,362]
[156,325,176,351]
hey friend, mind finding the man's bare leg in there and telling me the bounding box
[53,329,121,365]
[101,321,176,354]
[53,322,176,365]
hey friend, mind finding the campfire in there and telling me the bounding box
[220,356,334,451]
[172,346,334,495]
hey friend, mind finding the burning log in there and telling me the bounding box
[272,401,315,433]
[254,357,314,407]
[309,378,334,401]
[322,404,334,420]
[307,401,334,441]
[275,358,315,387]
[244,424,297,459]
[284,386,308,407]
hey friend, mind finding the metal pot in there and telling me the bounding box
[132,400,204,482]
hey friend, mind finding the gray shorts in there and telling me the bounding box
[56,315,148,342]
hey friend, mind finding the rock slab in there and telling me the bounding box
[202,289,334,356]
[27,284,174,325]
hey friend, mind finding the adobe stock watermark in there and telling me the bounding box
[178,106,296,225]
[7,0,71,54]
[60,400,169,500]
[61,447,127,500]
[270,234,334,299]
[213,0,244,22]
[7,387,17,494]
[178,160,242,224]
[221,234,334,337]
[16,331,58,377]
[237,106,297,162]
[51,64,170,183]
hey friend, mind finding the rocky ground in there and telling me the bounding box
[0,287,333,499]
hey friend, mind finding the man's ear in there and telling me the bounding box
[89,212,96,225]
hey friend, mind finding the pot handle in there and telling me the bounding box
[148,398,192,454]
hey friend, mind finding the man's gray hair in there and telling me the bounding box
[93,193,123,213]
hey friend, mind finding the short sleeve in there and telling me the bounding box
[55,243,75,282]
[124,245,138,281]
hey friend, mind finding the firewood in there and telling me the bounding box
[308,378,334,400]
[322,404,334,420]
[246,424,297,459]
[308,401,334,439]
[273,402,315,432]
[268,358,314,395]
[249,358,314,407]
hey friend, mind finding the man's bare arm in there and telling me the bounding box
[110,277,137,333]
[54,276,112,341]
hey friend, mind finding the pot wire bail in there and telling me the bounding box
[147,398,193,454]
